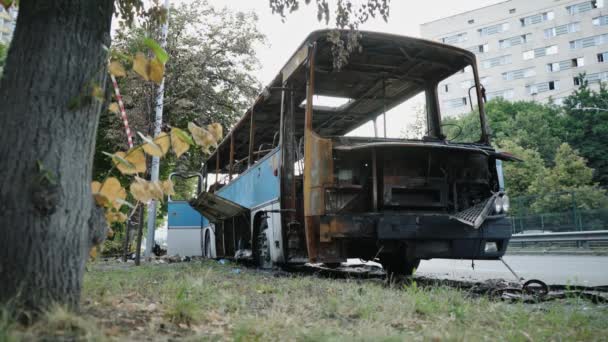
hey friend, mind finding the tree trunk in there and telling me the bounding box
[0,0,114,312]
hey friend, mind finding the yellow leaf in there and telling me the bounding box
[130,176,153,203]
[107,227,115,238]
[114,186,127,211]
[114,148,146,175]
[207,123,223,142]
[92,178,125,208]
[142,132,169,158]
[188,122,216,154]
[93,193,111,207]
[91,85,104,101]
[109,102,120,114]
[100,177,123,204]
[91,181,102,194]
[109,61,127,77]
[155,132,170,156]
[140,134,162,157]
[161,179,175,196]
[89,246,98,260]
[170,128,190,158]
[133,52,149,81]
[149,181,164,201]
[106,211,127,224]
[148,58,165,84]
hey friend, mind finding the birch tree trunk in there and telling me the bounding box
[0,0,114,312]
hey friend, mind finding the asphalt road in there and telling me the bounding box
[416,255,608,286]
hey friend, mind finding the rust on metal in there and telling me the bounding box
[229,133,235,181]
[248,105,255,166]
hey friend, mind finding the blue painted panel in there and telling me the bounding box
[168,201,208,229]
[216,148,281,208]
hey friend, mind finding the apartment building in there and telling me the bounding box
[421,0,608,116]
[0,6,16,45]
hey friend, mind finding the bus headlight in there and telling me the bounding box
[494,196,503,214]
[501,195,510,213]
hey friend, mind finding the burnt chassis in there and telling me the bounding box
[196,31,514,270]
[301,136,512,266]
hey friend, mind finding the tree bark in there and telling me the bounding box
[0,0,114,312]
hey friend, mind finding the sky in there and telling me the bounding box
[196,0,503,136]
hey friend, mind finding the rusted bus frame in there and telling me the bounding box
[303,42,318,262]
[229,133,235,181]
[471,63,489,144]
[248,106,255,167]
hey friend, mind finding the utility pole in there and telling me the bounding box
[145,0,170,258]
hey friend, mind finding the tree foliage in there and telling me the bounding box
[443,88,608,213]
[0,42,6,72]
[95,1,264,180]
[268,0,390,69]
[562,81,608,186]
[528,143,608,213]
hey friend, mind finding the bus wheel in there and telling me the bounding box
[256,220,273,269]
[203,230,212,258]
[379,254,420,277]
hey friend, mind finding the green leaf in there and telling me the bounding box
[102,151,135,171]
[143,37,169,64]
[1,0,13,10]
[173,127,195,146]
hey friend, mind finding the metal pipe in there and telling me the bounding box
[248,106,255,166]
[382,78,387,138]
[145,0,170,258]
[372,148,378,211]
[229,133,235,181]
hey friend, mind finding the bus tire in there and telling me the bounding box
[380,254,420,277]
[256,220,273,269]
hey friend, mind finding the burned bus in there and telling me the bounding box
[172,30,516,275]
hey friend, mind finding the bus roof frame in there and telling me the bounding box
[206,29,488,172]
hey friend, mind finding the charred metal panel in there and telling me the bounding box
[189,192,248,223]
[304,131,334,215]
[304,129,334,261]
[319,215,376,242]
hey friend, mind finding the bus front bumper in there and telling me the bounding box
[319,213,512,260]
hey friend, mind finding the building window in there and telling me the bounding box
[468,19,475,24]
[480,76,491,85]
[499,33,531,49]
[593,15,608,26]
[528,81,559,95]
[520,11,554,27]
[466,44,489,54]
[574,77,581,85]
[549,81,557,90]
[566,1,600,15]
[598,52,608,62]
[482,55,512,68]
[503,67,536,80]
[547,62,560,72]
[443,97,468,109]
[546,58,583,72]
[478,22,510,36]
[585,71,608,83]
[487,89,514,100]
[523,45,558,60]
[570,33,608,49]
[444,84,449,93]
[460,79,474,89]
[544,22,580,38]
[441,32,468,44]
[509,8,516,14]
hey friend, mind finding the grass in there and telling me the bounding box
[2,260,607,341]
